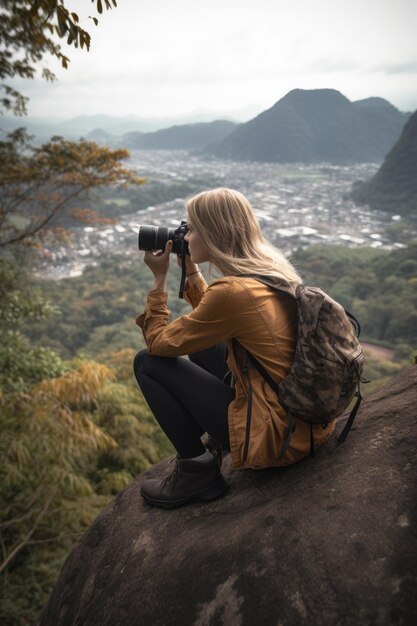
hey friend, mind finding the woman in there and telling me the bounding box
[134,188,335,509]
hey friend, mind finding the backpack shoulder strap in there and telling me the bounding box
[239,273,298,299]
[345,310,362,337]
[232,337,296,462]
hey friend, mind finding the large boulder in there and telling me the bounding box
[37,367,417,626]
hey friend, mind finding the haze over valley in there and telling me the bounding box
[36,150,407,280]
[17,88,414,280]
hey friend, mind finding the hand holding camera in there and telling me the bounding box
[143,240,173,278]
[138,221,196,298]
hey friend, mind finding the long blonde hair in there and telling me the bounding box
[186,188,302,285]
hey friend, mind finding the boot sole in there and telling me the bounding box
[140,475,230,510]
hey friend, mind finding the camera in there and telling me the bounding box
[138,221,190,298]
[138,221,189,256]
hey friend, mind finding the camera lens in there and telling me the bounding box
[138,223,189,257]
[138,226,176,251]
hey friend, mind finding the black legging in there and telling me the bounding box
[133,344,235,458]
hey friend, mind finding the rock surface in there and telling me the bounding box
[36,367,417,626]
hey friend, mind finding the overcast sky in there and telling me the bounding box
[13,0,417,120]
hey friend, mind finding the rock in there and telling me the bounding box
[36,367,417,626]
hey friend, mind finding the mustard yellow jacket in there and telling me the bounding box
[136,274,335,469]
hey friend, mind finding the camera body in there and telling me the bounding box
[138,221,189,256]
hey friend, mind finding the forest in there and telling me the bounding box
[26,243,417,358]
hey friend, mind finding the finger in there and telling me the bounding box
[163,240,173,256]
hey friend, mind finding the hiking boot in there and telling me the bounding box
[140,451,229,509]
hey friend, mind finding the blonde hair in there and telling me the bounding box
[186,188,302,285]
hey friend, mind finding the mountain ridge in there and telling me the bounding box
[0,111,243,139]
[120,119,238,150]
[1,89,409,161]
[351,109,417,215]
[207,88,409,164]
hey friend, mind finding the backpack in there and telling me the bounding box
[234,275,367,461]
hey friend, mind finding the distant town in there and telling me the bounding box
[37,150,407,280]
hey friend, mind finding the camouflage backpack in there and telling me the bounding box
[237,275,366,460]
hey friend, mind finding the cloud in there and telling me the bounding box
[303,56,362,74]
[384,62,417,75]
[5,0,417,118]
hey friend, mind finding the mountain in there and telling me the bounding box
[51,114,147,136]
[121,120,238,150]
[1,114,151,141]
[207,89,409,164]
[36,366,417,625]
[85,128,118,144]
[351,109,417,215]
[1,111,240,141]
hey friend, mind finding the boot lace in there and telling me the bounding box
[164,456,182,487]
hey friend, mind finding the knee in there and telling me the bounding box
[188,351,199,365]
[133,348,150,378]
[188,347,208,367]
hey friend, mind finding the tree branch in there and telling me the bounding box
[0,488,57,575]
[0,184,87,247]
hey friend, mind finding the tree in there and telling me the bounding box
[0,257,64,391]
[0,361,117,622]
[0,0,118,115]
[0,129,144,248]
[0,4,159,623]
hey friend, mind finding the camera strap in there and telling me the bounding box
[179,246,187,298]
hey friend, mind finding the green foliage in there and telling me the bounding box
[360,355,409,396]
[293,244,417,347]
[94,351,173,482]
[30,254,190,357]
[0,361,116,624]
[0,330,63,391]
[0,257,174,624]
[0,353,173,625]
[0,258,64,390]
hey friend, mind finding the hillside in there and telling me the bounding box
[351,109,417,215]
[121,119,237,150]
[207,89,408,164]
[27,244,416,407]
[30,245,417,358]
